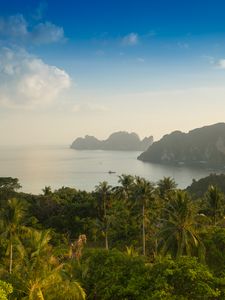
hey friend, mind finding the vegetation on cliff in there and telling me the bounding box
[138,123,225,168]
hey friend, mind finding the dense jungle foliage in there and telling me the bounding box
[1,174,225,299]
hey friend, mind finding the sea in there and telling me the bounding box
[0,145,222,194]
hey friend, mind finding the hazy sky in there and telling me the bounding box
[0,0,225,145]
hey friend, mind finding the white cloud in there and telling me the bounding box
[71,103,109,113]
[86,103,109,112]
[203,55,215,64]
[145,30,156,38]
[204,56,225,69]
[122,33,139,46]
[33,1,48,20]
[0,14,64,44]
[95,50,105,56]
[217,59,225,69]
[0,47,71,109]
[72,104,81,112]
[32,22,64,44]
[137,57,145,63]
[177,42,189,49]
[0,14,28,39]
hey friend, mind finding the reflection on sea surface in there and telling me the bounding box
[0,145,223,194]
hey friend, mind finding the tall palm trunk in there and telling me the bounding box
[37,289,45,300]
[213,211,216,226]
[103,197,109,250]
[154,238,158,258]
[142,202,146,256]
[9,240,13,274]
[105,231,109,250]
[213,206,217,226]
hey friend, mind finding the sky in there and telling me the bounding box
[0,0,225,145]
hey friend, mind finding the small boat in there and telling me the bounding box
[108,170,116,174]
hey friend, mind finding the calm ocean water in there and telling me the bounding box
[0,145,221,194]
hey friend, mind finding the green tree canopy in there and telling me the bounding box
[158,191,204,260]
[0,281,13,300]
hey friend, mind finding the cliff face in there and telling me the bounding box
[71,136,101,150]
[138,123,225,168]
[71,131,153,151]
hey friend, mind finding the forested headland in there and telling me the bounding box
[1,174,225,299]
[138,123,225,168]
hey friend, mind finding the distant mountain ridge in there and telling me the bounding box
[71,131,153,151]
[138,123,225,168]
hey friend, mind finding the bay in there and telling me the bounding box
[0,145,221,194]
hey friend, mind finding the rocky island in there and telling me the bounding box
[71,131,153,151]
[138,123,225,168]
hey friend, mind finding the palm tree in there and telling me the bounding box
[12,230,86,300]
[157,177,177,198]
[0,198,27,274]
[0,280,13,299]
[205,185,224,226]
[133,176,154,256]
[125,246,139,257]
[114,174,135,201]
[42,186,52,196]
[158,190,204,260]
[95,181,112,250]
